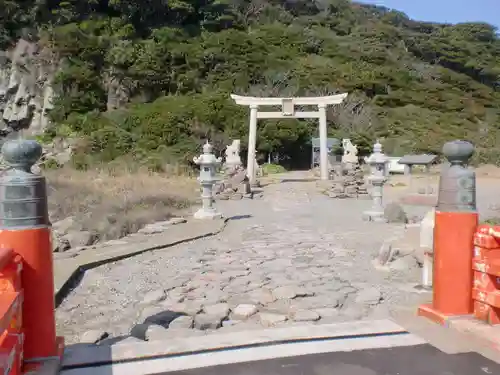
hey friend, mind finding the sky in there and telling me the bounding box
[356,0,500,29]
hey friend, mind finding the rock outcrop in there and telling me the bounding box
[0,39,134,167]
[0,38,133,136]
[104,68,130,111]
[0,39,57,136]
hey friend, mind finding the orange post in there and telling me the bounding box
[0,139,59,362]
[0,248,23,375]
[433,212,476,312]
[418,140,477,325]
[0,229,56,359]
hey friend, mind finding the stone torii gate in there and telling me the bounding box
[230,93,348,184]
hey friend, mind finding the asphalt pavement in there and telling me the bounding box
[164,344,500,375]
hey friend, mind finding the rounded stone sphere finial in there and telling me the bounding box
[442,140,474,166]
[1,139,43,172]
[374,140,382,153]
[202,141,213,154]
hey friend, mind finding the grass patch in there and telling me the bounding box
[45,165,199,242]
[261,163,287,176]
[482,217,500,226]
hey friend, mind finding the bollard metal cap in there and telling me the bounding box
[0,138,49,228]
[442,140,474,165]
[2,139,43,171]
[437,140,476,212]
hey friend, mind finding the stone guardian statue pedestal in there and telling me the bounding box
[223,139,242,174]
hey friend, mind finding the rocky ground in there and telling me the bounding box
[56,171,440,345]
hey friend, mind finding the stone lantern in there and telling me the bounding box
[193,141,223,220]
[363,140,389,222]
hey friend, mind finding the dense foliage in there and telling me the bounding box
[2,0,500,168]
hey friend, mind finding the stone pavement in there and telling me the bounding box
[56,172,431,344]
[53,218,226,302]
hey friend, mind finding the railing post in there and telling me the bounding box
[0,139,58,360]
[418,140,477,324]
[472,225,500,325]
[0,248,24,375]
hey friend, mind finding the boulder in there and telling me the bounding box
[390,255,420,272]
[384,202,408,223]
[194,313,224,330]
[62,230,96,248]
[374,239,398,267]
[168,316,194,329]
[231,304,258,320]
[52,216,76,235]
[258,312,287,327]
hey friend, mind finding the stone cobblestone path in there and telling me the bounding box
[56,173,430,344]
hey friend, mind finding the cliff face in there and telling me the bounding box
[0,38,131,138]
[0,39,57,137]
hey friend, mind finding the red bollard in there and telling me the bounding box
[0,248,24,375]
[0,229,57,359]
[0,139,60,362]
[418,140,477,325]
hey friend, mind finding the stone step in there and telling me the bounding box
[60,319,424,375]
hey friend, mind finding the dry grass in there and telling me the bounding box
[45,166,199,241]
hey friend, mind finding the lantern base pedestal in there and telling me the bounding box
[362,210,385,222]
[422,252,434,288]
[250,180,261,188]
[194,208,223,220]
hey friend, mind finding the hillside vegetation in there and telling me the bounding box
[2,0,500,169]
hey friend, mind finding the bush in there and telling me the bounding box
[54,92,321,170]
[262,163,287,175]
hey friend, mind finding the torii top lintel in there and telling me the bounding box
[230,93,348,107]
